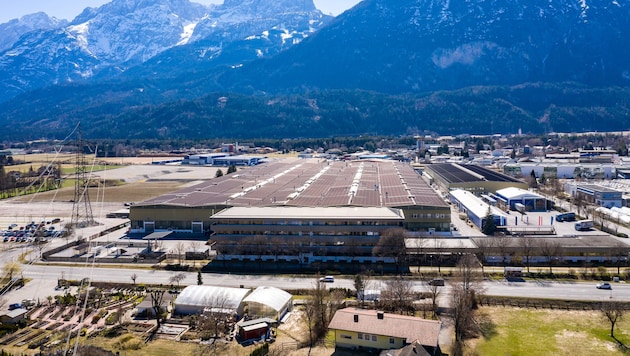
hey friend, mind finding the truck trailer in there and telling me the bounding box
[575,219,594,231]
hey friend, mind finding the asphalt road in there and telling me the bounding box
[6,264,630,305]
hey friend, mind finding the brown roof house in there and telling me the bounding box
[328,308,441,355]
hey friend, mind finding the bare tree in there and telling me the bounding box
[494,234,512,267]
[303,294,318,352]
[130,273,137,286]
[593,209,606,231]
[382,276,414,315]
[345,236,362,267]
[518,235,537,273]
[373,228,408,273]
[250,235,269,269]
[149,289,166,329]
[169,272,186,289]
[425,280,442,318]
[353,270,373,308]
[269,237,285,263]
[237,235,268,269]
[451,254,484,356]
[174,241,186,265]
[601,301,624,339]
[303,275,345,351]
[198,293,232,340]
[574,193,587,219]
[539,240,563,274]
[410,238,427,273]
[190,241,201,267]
[474,238,495,274]
[611,241,629,276]
[433,239,446,274]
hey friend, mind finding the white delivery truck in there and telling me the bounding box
[575,219,594,231]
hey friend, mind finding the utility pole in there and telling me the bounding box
[70,123,97,235]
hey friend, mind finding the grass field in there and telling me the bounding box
[12,181,186,203]
[468,306,629,356]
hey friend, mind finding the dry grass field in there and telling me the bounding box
[11,181,186,204]
[468,306,630,356]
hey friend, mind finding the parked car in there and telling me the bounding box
[596,282,612,290]
[319,276,335,283]
[8,303,22,310]
[428,278,445,286]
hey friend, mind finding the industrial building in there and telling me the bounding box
[209,206,406,265]
[493,187,549,212]
[424,163,527,194]
[182,154,262,166]
[129,158,450,235]
[572,184,623,208]
[449,190,508,230]
[503,162,615,180]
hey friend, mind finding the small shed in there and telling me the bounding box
[0,309,28,324]
[237,318,274,341]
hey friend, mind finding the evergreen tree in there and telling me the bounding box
[197,270,203,285]
[529,170,538,188]
[482,207,497,235]
[215,169,223,178]
[227,165,237,174]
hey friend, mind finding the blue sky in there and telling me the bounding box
[0,0,361,23]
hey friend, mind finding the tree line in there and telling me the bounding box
[3,83,630,141]
[0,159,62,199]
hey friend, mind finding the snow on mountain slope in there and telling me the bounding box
[0,0,328,102]
[0,12,67,52]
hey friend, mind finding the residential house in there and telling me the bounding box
[328,308,441,355]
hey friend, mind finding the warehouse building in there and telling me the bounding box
[573,184,623,208]
[449,189,508,230]
[503,162,614,180]
[129,158,450,235]
[492,187,549,212]
[424,163,527,194]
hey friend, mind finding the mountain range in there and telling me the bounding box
[0,0,629,140]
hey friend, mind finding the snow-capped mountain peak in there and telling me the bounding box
[0,0,329,102]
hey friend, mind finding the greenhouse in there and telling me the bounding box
[242,286,292,321]
[174,285,251,316]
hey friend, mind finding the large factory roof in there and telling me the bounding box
[427,163,521,184]
[136,158,447,209]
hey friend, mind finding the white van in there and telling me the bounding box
[319,276,335,283]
